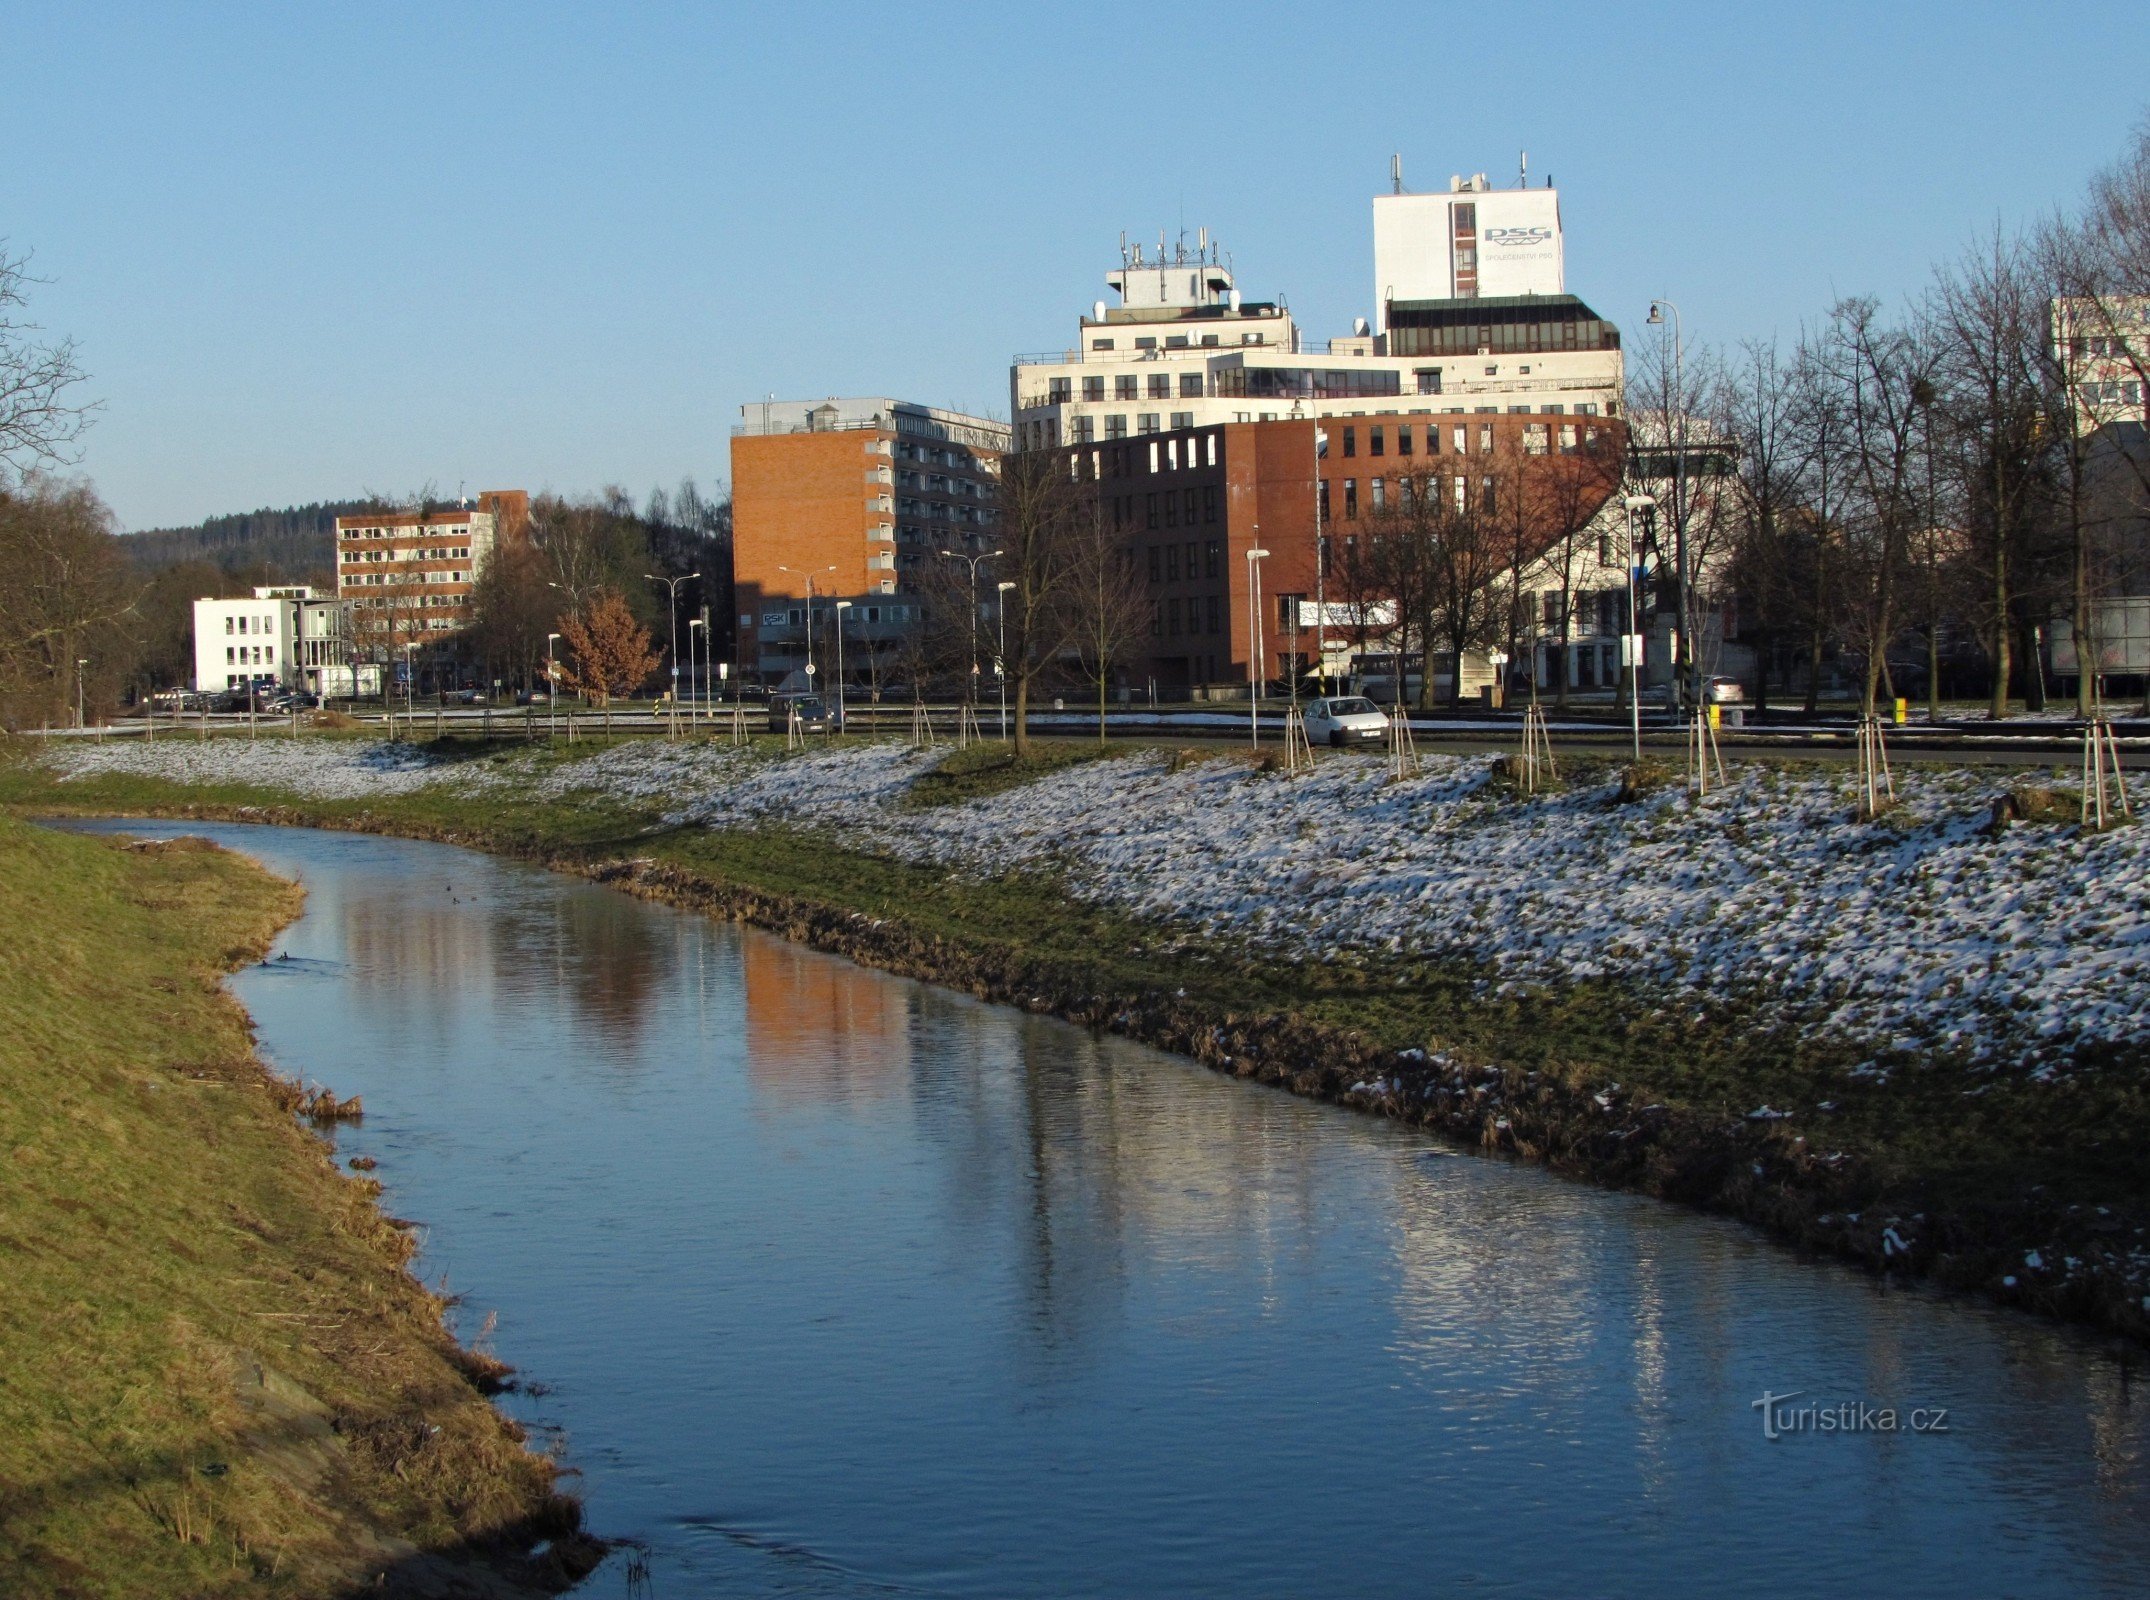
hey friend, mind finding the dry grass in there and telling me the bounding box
[0,816,585,1597]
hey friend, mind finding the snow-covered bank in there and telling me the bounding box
[45,735,2150,1075]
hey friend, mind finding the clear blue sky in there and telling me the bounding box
[5,1,2145,531]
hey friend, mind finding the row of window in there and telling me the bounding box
[1110,486,1222,536]
[344,571,470,587]
[341,523,473,538]
[894,470,990,497]
[224,644,275,665]
[1143,538,1224,584]
[222,613,280,635]
[1051,373,1208,403]
[344,545,471,563]
[1150,594,1227,638]
[1086,330,1269,352]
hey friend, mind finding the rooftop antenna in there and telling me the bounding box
[1391,153,1403,195]
[1519,149,1528,188]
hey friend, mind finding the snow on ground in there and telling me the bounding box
[44,734,2150,1074]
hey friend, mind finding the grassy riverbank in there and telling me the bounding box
[0,812,594,1597]
[6,737,2149,1346]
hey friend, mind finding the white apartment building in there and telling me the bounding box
[1011,172,1623,452]
[193,586,351,695]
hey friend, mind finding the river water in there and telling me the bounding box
[67,820,2150,1597]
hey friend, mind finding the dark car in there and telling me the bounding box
[768,695,834,734]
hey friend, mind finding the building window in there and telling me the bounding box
[1202,485,1217,523]
[1139,413,1161,434]
[1480,424,1495,452]
[1204,539,1220,578]
[1146,493,1159,531]
[1049,378,1071,403]
[1206,594,1221,634]
[1082,376,1105,402]
[1091,337,1115,351]
[1205,434,1218,466]
[1344,479,1358,519]
[1116,374,1138,400]
[1170,411,1194,429]
[1318,479,1331,521]
[1343,426,1357,458]
[1148,374,1171,399]
[1397,425,1414,456]
[1105,414,1128,439]
[1370,426,1385,457]
[1178,373,1204,398]
[1415,368,1442,395]
[1371,477,1385,510]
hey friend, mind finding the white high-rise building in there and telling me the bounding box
[1011,169,1620,453]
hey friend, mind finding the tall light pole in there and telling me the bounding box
[1646,299,1692,712]
[776,563,836,699]
[1246,543,1270,747]
[687,618,706,730]
[646,571,701,736]
[995,579,1016,740]
[75,657,88,730]
[1622,495,1656,761]
[546,631,562,738]
[1312,423,1328,690]
[832,601,852,733]
[938,548,1003,711]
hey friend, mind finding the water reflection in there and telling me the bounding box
[56,819,2150,1600]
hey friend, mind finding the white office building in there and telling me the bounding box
[1011,169,1622,453]
[192,586,356,696]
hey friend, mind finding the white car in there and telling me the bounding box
[1303,695,1392,747]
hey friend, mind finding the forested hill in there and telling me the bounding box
[121,500,367,577]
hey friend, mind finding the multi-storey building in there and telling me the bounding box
[192,586,360,697]
[333,490,528,654]
[731,398,1008,689]
[1012,174,1623,455]
[1078,410,1627,701]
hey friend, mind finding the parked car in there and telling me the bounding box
[1659,675,1747,711]
[516,688,552,706]
[452,688,487,705]
[767,694,834,734]
[1303,695,1392,747]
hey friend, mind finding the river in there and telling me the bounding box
[65,820,2150,1597]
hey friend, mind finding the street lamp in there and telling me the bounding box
[646,571,701,736]
[1621,495,1656,761]
[938,548,1003,711]
[1646,298,1693,713]
[75,657,88,730]
[687,617,706,730]
[546,631,562,738]
[995,579,1016,740]
[833,601,853,734]
[1246,544,1271,747]
[776,563,837,700]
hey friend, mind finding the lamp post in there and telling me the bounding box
[1646,299,1692,713]
[687,618,706,731]
[1246,544,1270,747]
[1313,423,1328,691]
[546,631,561,738]
[776,563,836,700]
[995,579,1015,740]
[645,571,701,737]
[1621,495,1656,761]
[75,657,88,730]
[833,601,852,734]
[938,548,1003,712]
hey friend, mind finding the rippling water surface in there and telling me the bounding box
[67,821,2150,1598]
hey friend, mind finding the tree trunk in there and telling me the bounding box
[1013,672,1031,757]
[1989,548,2011,720]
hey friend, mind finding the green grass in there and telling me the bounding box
[0,812,575,1597]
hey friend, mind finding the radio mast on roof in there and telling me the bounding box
[1390,153,1403,195]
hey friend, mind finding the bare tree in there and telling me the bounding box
[0,247,97,484]
[0,477,131,728]
[1062,487,1150,743]
[993,447,1084,754]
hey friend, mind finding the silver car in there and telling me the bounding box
[1303,696,1392,747]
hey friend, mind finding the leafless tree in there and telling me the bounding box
[993,447,1084,753]
[0,477,131,728]
[1061,486,1150,743]
[0,246,97,484]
